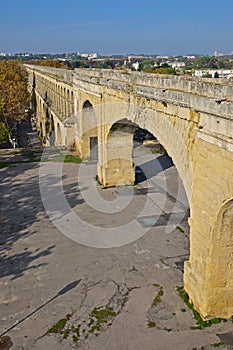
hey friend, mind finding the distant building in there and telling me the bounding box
[132,62,140,70]
[171,62,185,69]
[194,69,233,79]
[81,53,98,59]
[184,55,196,59]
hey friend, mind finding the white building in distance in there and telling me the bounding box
[194,69,233,79]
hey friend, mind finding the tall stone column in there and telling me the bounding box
[184,136,233,319]
[98,123,136,187]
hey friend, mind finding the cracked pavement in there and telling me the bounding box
[1,147,233,350]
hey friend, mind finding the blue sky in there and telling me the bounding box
[1,0,233,55]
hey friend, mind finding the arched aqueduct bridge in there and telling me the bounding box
[25,64,233,320]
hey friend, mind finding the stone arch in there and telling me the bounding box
[56,122,62,146]
[98,102,193,201]
[66,89,70,114]
[50,114,55,147]
[78,100,98,158]
[70,91,74,114]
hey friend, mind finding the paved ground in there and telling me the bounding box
[0,128,233,349]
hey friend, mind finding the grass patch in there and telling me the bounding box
[151,286,164,307]
[49,153,82,164]
[89,306,116,334]
[0,159,38,167]
[47,314,83,343]
[0,162,16,169]
[147,321,156,328]
[176,226,184,233]
[211,343,225,348]
[47,313,72,335]
[91,306,116,322]
[153,283,160,287]
[0,151,41,168]
[24,150,41,161]
[70,325,81,342]
[177,287,227,328]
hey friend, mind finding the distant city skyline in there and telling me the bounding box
[1,0,233,56]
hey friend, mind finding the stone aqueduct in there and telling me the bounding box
[25,64,233,319]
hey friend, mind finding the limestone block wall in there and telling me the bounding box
[185,134,233,318]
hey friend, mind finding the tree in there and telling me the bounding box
[195,56,218,69]
[153,67,177,75]
[0,60,30,122]
[139,60,155,71]
[0,121,9,144]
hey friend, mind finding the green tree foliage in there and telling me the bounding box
[195,56,218,69]
[0,121,9,144]
[154,67,177,75]
[0,60,30,121]
[95,61,115,69]
[139,60,176,75]
[218,59,233,69]
[139,60,155,71]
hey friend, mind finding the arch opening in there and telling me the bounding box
[49,115,55,147]
[79,100,98,159]
[56,122,62,146]
[98,116,190,270]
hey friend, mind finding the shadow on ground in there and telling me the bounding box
[0,161,83,280]
[135,153,174,184]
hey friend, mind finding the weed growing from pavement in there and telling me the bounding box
[176,287,228,328]
[89,306,116,334]
[151,285,164,307]
[211,343,225,348]
[47,313,72,335]
[147,321,156,328]
[47,313,82,342]
[46,306,117,343]
[176,226,185,233]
